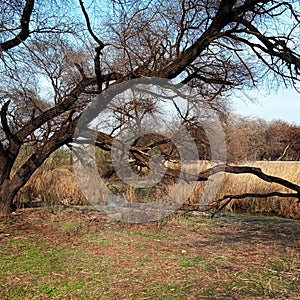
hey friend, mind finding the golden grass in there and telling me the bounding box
[16,152,88,207]
[188,161,300,219]
[17,153,300,219]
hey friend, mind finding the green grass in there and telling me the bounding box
[0,235,110,299]
[0,241,72,299]
[131,230,169,239]
[0,241,65,277]
[231,266,300,298]
[142,282,191,299]
[202,284,217,300]
[179,256,205,268]
[59,221,84,233]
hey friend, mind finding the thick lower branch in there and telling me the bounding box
[209,192,299,218]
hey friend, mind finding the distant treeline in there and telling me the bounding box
[186,115,300,163]
[225,115,300,162]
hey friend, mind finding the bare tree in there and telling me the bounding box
[1,0,300,215]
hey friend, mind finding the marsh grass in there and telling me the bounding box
[15,149,88,208]
[176,161,300,218]
[16,149,300,218]
[213,161,300,218]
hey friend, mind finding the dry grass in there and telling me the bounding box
[187,161,300,219]
[16,150,88,208]
[219,161,300,218]
[16,151,300,219]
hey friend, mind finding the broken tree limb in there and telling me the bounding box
[163,164,300,195]
[0,0,35,51]
[216,165,300,195]
[209,192,299,218]
[175,164,300,217]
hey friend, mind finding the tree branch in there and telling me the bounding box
[277,144,290,161]
[0,101,20,146]
[153,0,237,79]
[233,16,300,74]
[11,115,79,191]
[203,164,300,195]
[0,0,35,51]
[78,0,105,92]
[210,191,299,218]
[78,0,104,48]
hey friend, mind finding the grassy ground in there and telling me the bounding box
[0,207,300,299]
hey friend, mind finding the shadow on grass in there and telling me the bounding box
[195,213,300,250]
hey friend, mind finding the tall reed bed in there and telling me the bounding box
[15,149,88,208]
[16,149,300,219]
[187,161,300,219]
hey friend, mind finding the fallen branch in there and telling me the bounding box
[203,165,300,195]
[163,163,300,195]
[209,192,299,218]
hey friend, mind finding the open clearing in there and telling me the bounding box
[0,207,300,299]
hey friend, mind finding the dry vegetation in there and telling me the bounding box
[187,161,300,219]
[219,162,300,219]
[4,152,300,299]
[15,149,300,219]
[15,149,88,208]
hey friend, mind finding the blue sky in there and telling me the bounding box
[232,88,300,125]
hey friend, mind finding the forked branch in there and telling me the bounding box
[78,0,105,92]
[175,164,300,217]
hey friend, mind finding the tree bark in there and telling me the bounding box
[0,180,18,216]
[0,200,13,217]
